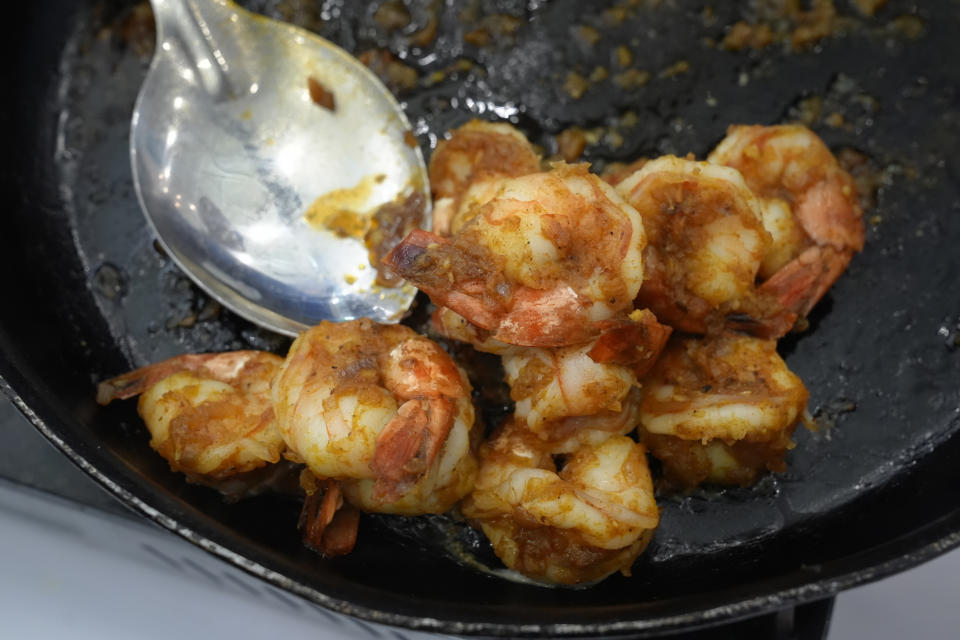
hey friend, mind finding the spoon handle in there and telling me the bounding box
[149,0,232,99]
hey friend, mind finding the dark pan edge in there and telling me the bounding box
[3,370,960,638]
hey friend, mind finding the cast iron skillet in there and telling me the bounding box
[4,0,960,636]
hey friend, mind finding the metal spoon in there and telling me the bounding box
[131,0,428,336]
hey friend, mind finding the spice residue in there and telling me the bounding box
[305,174,428,287]
[304,174,386,238]
[307,76,336,111]
[364,191,427,287]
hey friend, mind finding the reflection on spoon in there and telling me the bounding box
[131,0,430,336]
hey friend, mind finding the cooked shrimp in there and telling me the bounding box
[602,158,649,187]
[432,304,666,442]
[615,155,794,335]
[461,420,659,585]
[708,124,865,319]
[429,120,541,235]
[96,351,285,481]
[502,342,638,434]
[637,333,809,489]
[272,319,477,513]
[386,164,647,347]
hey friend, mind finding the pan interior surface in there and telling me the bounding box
[3,0,960,636]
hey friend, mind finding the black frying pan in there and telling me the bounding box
[3,0,960,636]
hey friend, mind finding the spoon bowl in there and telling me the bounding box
[131,0,428,336]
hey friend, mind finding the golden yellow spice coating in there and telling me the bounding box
[385,164,647,347]
[614,155,793,336]
[429,119,541,235]
[638,334,809,489]
[461,420,659,585]
[273,319,477,514]
[96,351,285,481]
[501,342,638,433]
[708,124,865,321]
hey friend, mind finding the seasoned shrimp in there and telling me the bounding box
[429,120,541,235]
[502,342,638,434]
[96,351,285,481]
[461,420,659,585]
[637,334,809,489]
[432,304,666,443]
[273,319,477,513]
[615,155,794,335]
[708,124,865,320]
[386,164,647,347]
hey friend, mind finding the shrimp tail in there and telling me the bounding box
[724,308,798,340]
[371,398,455,502]
[387,231,599,347]
[96,357,205,404]
[795,174,865,252]
[494,286,598,347]
[757,245,852,319]
[96,374,150,405]
[383,230,503,330]
[588,310,673,377]
[96,351,268,405]
[298,475,359,557]
[382,228,437,276]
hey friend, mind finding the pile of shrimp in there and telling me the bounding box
[98,120,863,586]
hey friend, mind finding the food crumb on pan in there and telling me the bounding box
[589,66,609,82]
[660,60,691,79]
[462,14,522,48]
[358,49,419,94]
[574,24,601,47]
[119,1,156,58]
[556,128,588,163]
[888,15,925,39]
[721,21,774,51]
[614,68,651,89]
[373,0,411,32]
[562,71,590,100]
[824,112,845,128]
[853,0,888,17]
[409,2,440,47]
